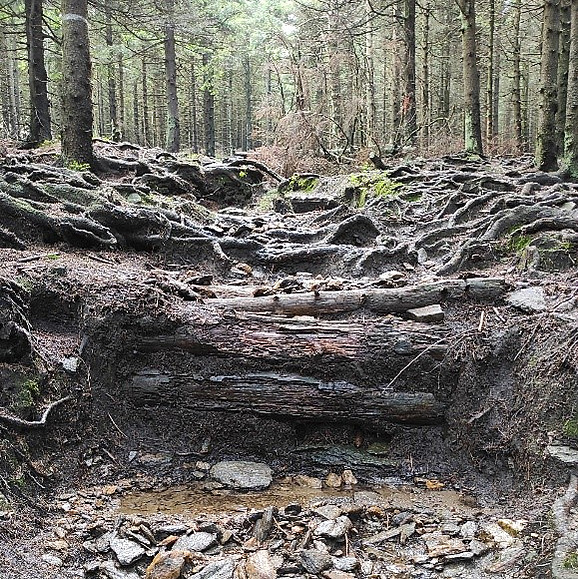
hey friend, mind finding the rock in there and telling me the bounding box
[293,475,323,489]
[314,516,353,539]
[399,523,416,543]
[84,560,100,574]
[547,445,578,465]
[210,461,272,490]
[95,531,114,553]
[325,473,342,488]
[459,521,477,539]
[507,287,547,313]
[110,537,146,566]
[406,304,444,323]
[299,549,332,574]
[245,550,277,579]
[391,511,413,526]
[155,523,188,538]
[332,557,359,572]
[173,532,217,553]
[440,523,461,536]
[100,561,141,579]
[253,507,276,543]
[480,522,516,548]
[364,527,402,544]
[313,505,342,520]
[485,545,524,573]
[322,572,355,579]
[497,518,527,536]
[352,490,382,505]
[46,539,69,551]
[41,554,63,566]
[127,193,142,204]
[469,539,490,556]
[61,356,79,373]
[341,470,357,486]
[422,533,468,557]
[145,550,192,579]
[445,551,474,562]
[188,559,235,579]
[417,248,428,264]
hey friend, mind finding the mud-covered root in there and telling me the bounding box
[551,475,578,579]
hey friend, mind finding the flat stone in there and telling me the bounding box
[332,557,359,572]
[314,516,353,539]
[110,537,146,566]
[406,304,444,323]
[547,445,578,465]
[299,549,332,574]
[145,550,191,579]
[211,461,272,490]
[173,532,217,553]
[481,523,516,548]
[188,559,235,579]
[246,550,277,579]
[100,561,141,579]
[444,551,474,562]
[485,545,524,573]
[322,572,355,579]
[507,287,547,313]
[469,539,490,556]
[364,527,402,544]
[313,505,342,520]
[41,554,63,566]
[422,533,468,557]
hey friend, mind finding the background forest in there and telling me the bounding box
[0,0,576,175]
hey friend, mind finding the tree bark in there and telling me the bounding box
[25,0,52,143]
[402,0,417,145]
[456,0,483,155]
[203,52,215,157]
[536,0,561,171]
[104,1,119,141]
[556,0,571,156]
[61,0,94,167]
[126,370,446,426]
[564,0,578,175]
[164,0,180,153]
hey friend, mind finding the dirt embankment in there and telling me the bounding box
[0,145,577,577]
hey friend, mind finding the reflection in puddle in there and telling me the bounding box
[120,480,477,518]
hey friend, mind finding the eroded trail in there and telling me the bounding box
[0,147,577,578]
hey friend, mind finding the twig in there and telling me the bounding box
[477,311,485,332]
[0,396,71,429]
[108,413,128,438]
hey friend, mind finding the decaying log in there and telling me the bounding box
[210,277,507,316]
[126,370,445,426]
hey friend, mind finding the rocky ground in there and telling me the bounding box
[0,144,577,578]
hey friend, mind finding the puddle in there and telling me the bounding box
[120,480,482,518]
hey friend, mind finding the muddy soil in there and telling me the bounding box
[0,147,577,578]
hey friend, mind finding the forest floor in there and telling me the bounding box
[0,143,577,578]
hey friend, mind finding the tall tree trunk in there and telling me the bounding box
[25,0,51,143]
[190,59,199,153]
[420,5,431,150]
[142,58,151,146]
[486,0,496,144]
[556,0,571,156]
[104,3,119,141]
[456,0,483,155]
[402,0,417,145]
[164,0,180,153]
[203,52,215,157]
[132,80,140,144]
[118,54,125,140]
[563,0,578,175]
[61,0,94,167]
[243,56,253,150]
[512,0,524,149]
[536,0,561,171]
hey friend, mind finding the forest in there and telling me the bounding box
[0,1,578,579]
[0,0,576,174]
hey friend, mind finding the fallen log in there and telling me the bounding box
[210,277,507,316]
[126,370,445,426]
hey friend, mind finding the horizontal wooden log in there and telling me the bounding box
[136,316,449,364]
[209,277,507,316]
[126,370,446,426]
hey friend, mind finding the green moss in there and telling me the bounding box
[286,175,319,193]
[563,552,578,569]
[563,416,578,438]
[65,160,91,172]
[13,378,41,412]
[347,172,403,208]
[507,234,532,254]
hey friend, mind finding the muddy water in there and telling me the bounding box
[120,480,482,518]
